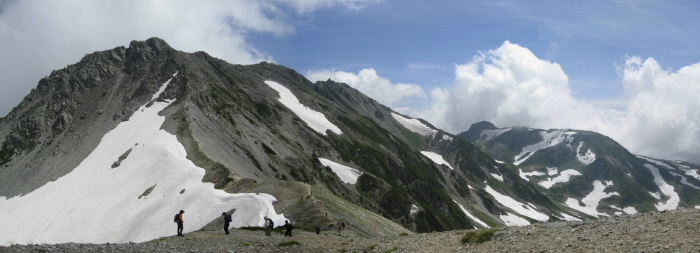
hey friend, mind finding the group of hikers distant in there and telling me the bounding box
[337,221,346,232]
[173,210,294,237]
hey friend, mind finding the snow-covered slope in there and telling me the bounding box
[420,151,454,170]
[264,80,342,135]
[0,76,287,246]
[461,121,700,218]
[513,130,576,165]
[391,113,437,137]
[318,158,363,184]
[564,180,619,217]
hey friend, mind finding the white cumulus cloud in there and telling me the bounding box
[306,68,426,106]
[406,41,700,164]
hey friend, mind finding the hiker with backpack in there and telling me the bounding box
[283,220,293,237]
[222,212,232,235]
[263,216,274,236]
[174,210,184,236]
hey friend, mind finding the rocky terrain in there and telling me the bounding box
[3,208,700,252]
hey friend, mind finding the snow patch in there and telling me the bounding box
[639,157,675,171]
[391,113,437,137]
[490,173,504,182]
[495,160,505,164]
[410,205,419,215]
[564,180,619,217]
[479,128,512,141]
[547,167,558,176]
[514,131,576,165]
[519,169,545,182]
[499,212,530,226]
[318,158,363,184]
[264,80,342,136]
[538,169,582,189]
[484,186,549,222]
[683,169,700,181]
[441,135,453,142]
[623,207,638,215]
[648,192,661,200]
[453,200,491,228]
[558,213,581,221]
[0,76,288,246]
[576,142,596,165]
[420,151,454,170]
[644,164,680,211]
[669,172,700,189]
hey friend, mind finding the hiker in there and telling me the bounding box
[263,216,270,236]
[337,222,341,232]
[342,222,345,229]
[222,212,232,235]
[315,227,320,234]
[283,220,293,237]
[175,210,184,236]
[264,216,274,236]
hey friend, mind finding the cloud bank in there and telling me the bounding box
[306,68,426,106]
[416,41,700,163]
[0,0,376,116]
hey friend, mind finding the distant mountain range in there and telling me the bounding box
[459,121,700,218]
[1,37,696,246]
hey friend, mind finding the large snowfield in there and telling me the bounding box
[264,80,342,136]
[0,75,287,246]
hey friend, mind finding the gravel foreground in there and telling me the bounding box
[4,208,700,252]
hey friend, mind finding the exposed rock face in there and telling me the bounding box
[0,38,179,197]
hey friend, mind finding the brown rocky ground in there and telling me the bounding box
[4,208,700,252]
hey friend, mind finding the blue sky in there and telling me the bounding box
[251,0,700,108]
[1,0,700,162]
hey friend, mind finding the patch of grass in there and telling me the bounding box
[461,229,498,244]
[341,242,348,245]
[383,246,398,253]
[398,232,408,236]
[0,147,14,166]
[241,242,250,246]
[339,249,348,253]
[365,244,378,251]
[278,240,300,247]
[262,143,276,155]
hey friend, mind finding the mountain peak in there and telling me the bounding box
[129,37,172,51]
[459,121,497,143]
